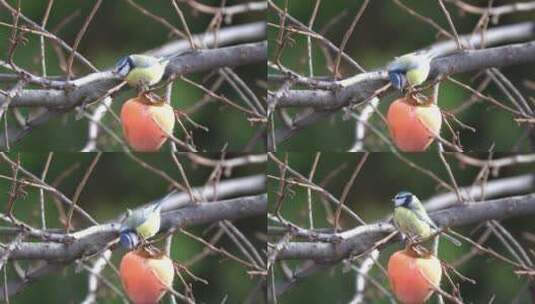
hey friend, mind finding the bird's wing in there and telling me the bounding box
[123,192,176,230]
[404,56,424,70]
[387,54,419,72]
[413,207,438,230]
[122,208,151,230]
[131,54,160,68]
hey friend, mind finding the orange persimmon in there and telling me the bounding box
[120,249,175,304]
[387,96,442,152]
[387,249,442,304]
[120,95,175,152]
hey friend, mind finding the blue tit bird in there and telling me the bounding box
[119,198,165,250]
[115,54,169,91]
[392,191,460,246]
[387,51,435,90]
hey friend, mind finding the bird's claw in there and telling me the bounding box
[140,92,165,104]
[404,89,429,105]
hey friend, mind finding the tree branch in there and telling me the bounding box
[273,193,535,261]
[0,21,267,148]
[2,194,267,261]
[0,172,266,300]
[272,41,535,109]
[268,21,535,146]
[0,42,266,109]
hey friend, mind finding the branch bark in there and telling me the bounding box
[0,21,267,148]
[0,173,266,300]
[0,42,266,109]
[272,41,535,109]
[273,193,535,261]
[268,21,535,147]
[1,194,267,261]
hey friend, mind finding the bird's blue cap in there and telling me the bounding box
[392,191,414,206]
[393,191,412,199]
[388,71,406,91]
[119,231,140,250]
[114,56,133,76]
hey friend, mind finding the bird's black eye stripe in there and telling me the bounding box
[126,56,134,68]
[393,191,412,207]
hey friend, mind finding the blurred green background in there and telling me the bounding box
[268,0,535,152]
[0,152,265,303]
[268,152,535,303]
[0,0,265,151]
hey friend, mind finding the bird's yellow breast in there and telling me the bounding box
[394,207,432,239]
[406,66,430,87]
[135,211,161,239]
[125,64,166,87]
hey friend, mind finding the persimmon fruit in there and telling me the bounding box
[387,249,442,304]
[120,95,175,152]
[387,96,442,152]
[120,249,175,304]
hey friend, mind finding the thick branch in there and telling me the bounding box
[166,41,267,78]
[148,21,265,57]
[0,42,267,109]
[160,193,267,230]
[274,193,535,261]
[2,194,267,261]
[268,21,535,146]
[0,174,266,300]
[0,21,267,147]
[273,41,535,109]
[159,173,266,211]
[431,41,535,78]
[425,173,535,211]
